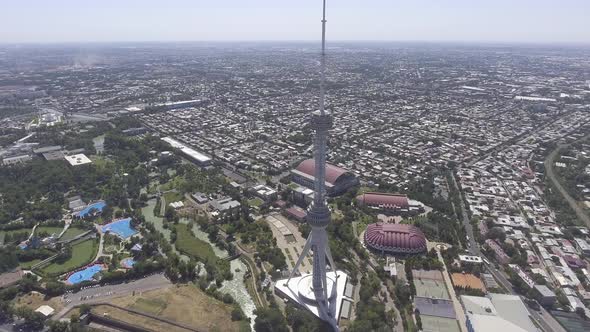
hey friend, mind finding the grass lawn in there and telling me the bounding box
[60,227,87,241]
[14,292,64,314]
[0,228,32,245]
[164,191,184,204]
[174,224,217,262]
[19,259,41,269]
[102,284,243,332]
[160,176,186,192]
[131,298,168,315]
[40,239,98,276]
[248,197,264,207]
[35,226,64,237]
[358,186,375,195]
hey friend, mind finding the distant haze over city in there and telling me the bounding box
[1,0,589,44]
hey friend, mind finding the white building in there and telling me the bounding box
[65,154,92,166]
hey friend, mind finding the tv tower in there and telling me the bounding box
[276,1,346,331]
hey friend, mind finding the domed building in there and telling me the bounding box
[291,159,359,196]
[364,223,427,255]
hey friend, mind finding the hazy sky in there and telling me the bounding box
[1,0,589,44]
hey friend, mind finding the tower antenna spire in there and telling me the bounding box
[320,0,327,115]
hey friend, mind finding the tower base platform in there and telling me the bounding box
[274,270,348,320]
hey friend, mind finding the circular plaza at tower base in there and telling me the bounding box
[364,222,427,255]
[296,274,337,304]
[274,270,349,324]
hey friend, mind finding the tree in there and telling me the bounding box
[19,274,39,293]
[254,307,288,332]
[15,307,45,331]
[222,293,234,304]
[285,304,330,332]
[231,307,243,321]
[45,281,66,296]
[0,301,12,322]
[487,227,506,243]
[78,304,92,315]
[48,320,70,332]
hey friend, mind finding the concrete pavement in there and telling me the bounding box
[54,273,171,320]
[435,247,468,332]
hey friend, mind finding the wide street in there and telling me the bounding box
[53,273,171,320]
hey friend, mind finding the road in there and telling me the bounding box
[54,273,172,319]
[481,260,566,332]
[544,134,590,228]
[448,173,479,255]
[435,247,468,332]
[452,170,566,332]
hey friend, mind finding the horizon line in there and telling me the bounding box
[1,39,589,47]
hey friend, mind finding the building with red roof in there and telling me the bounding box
[291,159,358,196]
[284,206,307,222]
[364,223,427,255]
[356,192,424,216]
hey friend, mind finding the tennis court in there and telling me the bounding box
[415,278,450,300]
[101,218,137,239]
[66,264,105,284]
[421,315,460,332]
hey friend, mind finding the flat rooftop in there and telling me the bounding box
[65,153,92,166]
[161,137,211,163]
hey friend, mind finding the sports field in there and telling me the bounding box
[421,315,460,332]
[41,239,99,276]
[415,278,450,300]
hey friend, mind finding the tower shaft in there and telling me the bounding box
[284,0,339,330]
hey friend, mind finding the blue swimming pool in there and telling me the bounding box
[101,218,137,239]
[66,264,105,284]
[121,257,136,269]
[76,201,107,218]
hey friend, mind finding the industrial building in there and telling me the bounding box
[2,154,32,165]
[461,293,537,332]
[291,159,358,196]
[161,136,211,166]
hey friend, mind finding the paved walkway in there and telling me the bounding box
[436,247,467,332]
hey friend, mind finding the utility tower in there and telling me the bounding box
[275,1,346,331]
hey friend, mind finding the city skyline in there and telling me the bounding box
[1,0,589,44]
